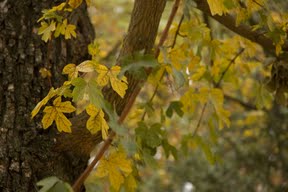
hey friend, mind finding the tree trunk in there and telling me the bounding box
[0,1,94,191]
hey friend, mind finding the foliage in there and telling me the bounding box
[32,0,288,191]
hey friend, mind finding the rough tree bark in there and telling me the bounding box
[0,1,94,191]
[0,0,167,191]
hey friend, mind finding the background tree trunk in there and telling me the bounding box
[0,1,94,191]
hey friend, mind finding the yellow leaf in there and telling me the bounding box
[68,0,83,9]
[216,108,231,129]
[96,65,128,97]
[188,55,200,71]
[191,66,206,81]
[77,60,96,73]
[38,21,56,42]
[207,0,227,16]
[31,88,57,118]
[95,149,132,191]
[210,88,224,106]
[50,2,66,12]
[64,23,77,39]
[39,68,52,78]
[197,87,209,105]
[42,106,57,129]
[41,97,75,132]
[95,64,109,86]
[109,66,128,98]
[85,0,91,6]
[110,76,128,98]
[110,150,133,174]
[109,166,124,191]
[124,174,137,192]
[54,21,66,38]
[62,63,78,79]
[55,112,72,133]
[53,97,76,113]
[86,104,109,139]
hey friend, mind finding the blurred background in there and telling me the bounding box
[86,1,288,191]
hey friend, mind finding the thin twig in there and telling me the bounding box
[170,14,184,48]
[192,103,207,137]
[215,48,245,87]
[154,0,181,58]
[142,14,184,120]
[192,48,245,137]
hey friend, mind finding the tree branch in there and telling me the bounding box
[194,0,288,55]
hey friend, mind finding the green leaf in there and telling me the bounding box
[162,139,178,160]
[223,0,236,9]
[38,21,56,42]
[166,101,184,118]
[37,177,72,192]
[50,182,73,192]
[37,176,59,192]
[172,69,186,89]
[88,80,104,108]
[146,130,161,148]
[194,136,216,164]
[71,77,87,102]
[142,149,158,168]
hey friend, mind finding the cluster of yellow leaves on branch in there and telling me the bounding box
[206,0,287,55]
[37,0,91,42]
[31,41,128,138]
[87,148,137,192]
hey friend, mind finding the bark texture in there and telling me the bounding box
[0,0,94,191]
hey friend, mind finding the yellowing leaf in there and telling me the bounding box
[215,108,231,129]
[50,2,66,12]
[54,21,66,38]
[39,68,52,78]
[62,64,78,79]
[55,112,73,132]
[95,149,132,191]
[188,55,201,71]
[42,106,57,129]
[124,174,137,192]
[88,41,100,59]
[76,60,96,73]
[95,65,128,98]
[110,76,128,98]
[95,64,109,86]
[38,21,56,42]
[210,88,224,107]
[41,97,75,133]
[69,0,83,9]
[191,66,206,81]
[86,104,109,139]
[85,0,91,6]
[64,23,77,39]
[53,97,76,113]
[31,88,57,118]
[207,0,227,16]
